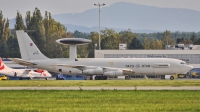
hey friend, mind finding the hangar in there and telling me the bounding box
[95,44,200,79]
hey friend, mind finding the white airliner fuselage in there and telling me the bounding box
[0,58,52,79]
[22,58,192,76]
[12,30,193,80]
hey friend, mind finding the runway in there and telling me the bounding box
[0,86,200,90]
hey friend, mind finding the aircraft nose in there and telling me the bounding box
[180,65,193,73]
[187,65,193,70]
[184,65,193,71]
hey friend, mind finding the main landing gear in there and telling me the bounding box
[94,75,108,80]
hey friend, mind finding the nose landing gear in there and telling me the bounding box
[170,74,178,80]
[170,76,174,80]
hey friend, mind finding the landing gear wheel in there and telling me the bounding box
[125,76,130,80]
[103,76,107,80]
[95,76,99,80]
[95,76,107,80]
[170,76,174,80]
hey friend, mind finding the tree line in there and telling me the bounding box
[1,8,200,58]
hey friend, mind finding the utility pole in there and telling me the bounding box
[94,3,105,50]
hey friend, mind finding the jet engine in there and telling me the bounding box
[82,67,103,75]
[103,69,123,76]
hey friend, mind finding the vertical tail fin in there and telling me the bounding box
[0,58,10,70]
[16,30,48,60]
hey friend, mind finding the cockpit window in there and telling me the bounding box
[180,62,186,64]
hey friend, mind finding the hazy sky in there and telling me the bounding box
[1,0,200,19]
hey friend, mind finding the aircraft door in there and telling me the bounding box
[14,72,17,77]
[134,63,140,74]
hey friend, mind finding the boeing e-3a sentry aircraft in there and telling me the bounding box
[11,30,193,80]
[0,58,51,80]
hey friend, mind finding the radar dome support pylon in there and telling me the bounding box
[56,38,92,61]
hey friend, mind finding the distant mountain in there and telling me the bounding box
[65,24,159,33]
[9,2,200,33]
[52,2,200,32]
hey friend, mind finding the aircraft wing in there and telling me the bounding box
[9,58,36,66]
[56,64,134,74]
[56,64,88,70]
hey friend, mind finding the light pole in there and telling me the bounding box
[94,3,105,50]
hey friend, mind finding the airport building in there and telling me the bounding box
[95,44,200,79]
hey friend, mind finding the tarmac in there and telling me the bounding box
[0,86,200,90]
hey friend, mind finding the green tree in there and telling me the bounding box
[0,10,5,42]
[3,18,10,42]
[15,11,25,30]
[190,32,196,44]
[150,39,156,49]
[25,11,31,30]
[101,28,120,49]
[73,30,90,39]
[77,45,89,58]
[195,36,200,45]
[176,37,184,44]
[162,30,175,47]
[129,37,143,49]
[0,11,11,58]
[142,37,150,49]
[0,41,8,58]
[155,40,164,49]
[6,36,20,58]
[25,8,46,55]
[101,35,119,49]
[43,11,68,58]
[0,11,10,42]
[119,29,136,48]
[87,32,99,58]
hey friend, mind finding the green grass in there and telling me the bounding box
[0,90,200,112]
[1,80,200,87]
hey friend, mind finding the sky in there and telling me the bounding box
[1,0,200,19]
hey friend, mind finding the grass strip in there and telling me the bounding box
[0,80,200,87]
[0,90,199,112]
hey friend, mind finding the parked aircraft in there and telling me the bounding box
[11,30,193,80]
[0,58,51,80]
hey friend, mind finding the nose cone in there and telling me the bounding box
[181,65,193,73]
[47,74,52,77]
[45,72,52,77]
[187,65,193,70]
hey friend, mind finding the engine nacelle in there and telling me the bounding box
[82,67,103,75]
[103,70,124,76]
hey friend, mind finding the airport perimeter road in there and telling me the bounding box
[0,86,200,90]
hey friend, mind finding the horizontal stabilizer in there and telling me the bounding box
[9,58,36,66]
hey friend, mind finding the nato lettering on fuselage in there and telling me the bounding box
[142,65,151,67]
[125,65,134,68]
[125,64,151,68]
